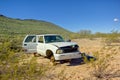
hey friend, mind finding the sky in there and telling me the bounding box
[0,0,120,33]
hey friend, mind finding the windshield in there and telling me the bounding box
[44,35,64,43]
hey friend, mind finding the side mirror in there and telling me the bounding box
[66,39,71,42]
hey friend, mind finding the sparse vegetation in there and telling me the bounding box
[0,15,120,80]
[0,38,49,80]
[104,30,120,46]
[0,15,72,37]
[87,46,120,80]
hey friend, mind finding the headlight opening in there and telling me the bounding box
[56,49,63,54]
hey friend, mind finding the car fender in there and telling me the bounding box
[45,44,58,55]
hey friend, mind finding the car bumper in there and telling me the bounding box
[54,52,82,60]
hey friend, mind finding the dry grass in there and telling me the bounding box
[0,38,120,80]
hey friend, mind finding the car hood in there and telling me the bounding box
[48,42,78,48]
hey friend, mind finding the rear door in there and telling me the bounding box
[37,35,46,56]
[23,35,37,53]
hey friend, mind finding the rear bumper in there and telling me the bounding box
[54,52,82,60]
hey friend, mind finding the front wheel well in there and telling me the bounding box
[46,50,53,58]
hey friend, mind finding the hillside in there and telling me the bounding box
[0,15,72,36]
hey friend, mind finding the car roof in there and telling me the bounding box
[26,34,59,36]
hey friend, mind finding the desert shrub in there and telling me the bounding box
[0,35,22,52]
[89,51,120,80]
[104,31,120,45]
[0,41,48,80]
[77,30,93,39]
[9,38,22,52]
[0,56,48,80]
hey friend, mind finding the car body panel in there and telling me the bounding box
[22,34,82,60]
[54,52,81,60]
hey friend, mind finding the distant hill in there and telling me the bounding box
[0,15,72,36]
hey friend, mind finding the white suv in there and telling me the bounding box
[22,34,81,62]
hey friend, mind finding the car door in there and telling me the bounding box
[37,35,46,56]
[23,35,37,53]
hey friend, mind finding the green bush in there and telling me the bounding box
[0,56,47,80]
[89,51,120,80]
[0,39,48,80]
[104,31,120,45]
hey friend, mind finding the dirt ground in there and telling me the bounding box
[28,38,120,80]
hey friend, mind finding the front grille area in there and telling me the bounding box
[60,45,79,53]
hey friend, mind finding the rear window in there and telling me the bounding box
[25,36,36,42]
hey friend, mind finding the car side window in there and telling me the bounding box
[25,36,36,43]
[38,36,44,43]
